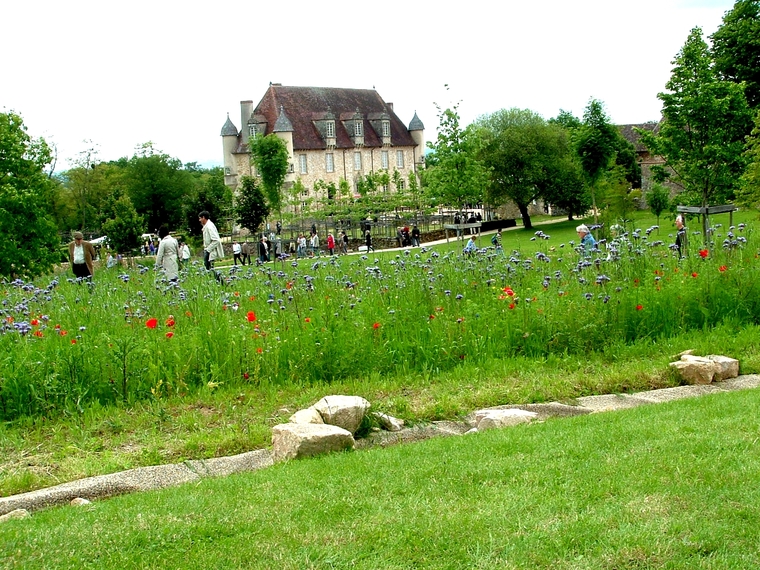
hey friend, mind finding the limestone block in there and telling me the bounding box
[70,497,91,506]
[670,355,720,384]
[372,412,405,432]
[706,355,740,381]
[271,423,354,463]
[312,395,370,434]
[0,509,29,523]
[473,408,538,430]
[289,408,324,425]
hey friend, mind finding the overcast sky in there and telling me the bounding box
[2,0,736,172]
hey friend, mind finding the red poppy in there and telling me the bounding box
[719,265,727,272]
[699,249,709,258]
[71,339,77,345]
[692,272,698,278]
[373,322,380,329]
[503,287,515,296]
[146,318,158,329]
[30,318,39,326]
[185,311,193,317]
[256,347,263,354]
[165,317,175,327]
[247,311,257,322]
[59,330,68,336]
[243,372,250,379]
[33,330,43,337]
[636,304,643,311]
[165,331,174,339]
[305,317,311,323]
[508,303,516,310]
[429,314,435,320]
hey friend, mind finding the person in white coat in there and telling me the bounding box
[199,210,224,270]
[155,225,179,281]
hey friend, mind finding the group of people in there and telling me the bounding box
[395,226,421,248]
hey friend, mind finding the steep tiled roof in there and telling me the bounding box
[220,114,238,137]
[408,111,424,131]
[252,85,418,150]
[617,122,659,153]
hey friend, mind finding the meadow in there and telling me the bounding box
[2,211,760,496]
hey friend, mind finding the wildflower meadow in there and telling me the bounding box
[0,217,758,422]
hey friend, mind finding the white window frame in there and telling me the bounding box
[396,150,404,168]
[224,167,231,175]
[398,179,405,190]
[381,150,389,170]
[354,120,363,137]
[382,121,391,137]
[325,153,334,173]
[249,125,257,137]
[354,152,362,171]
[326,121,335,138]
[299,154,308,174]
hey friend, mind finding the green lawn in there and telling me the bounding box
[3,387,760,569]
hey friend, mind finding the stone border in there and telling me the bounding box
[2,375,760,518]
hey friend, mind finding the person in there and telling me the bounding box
[297,234,307,258]
[199,210,224,271]
[467,213,478,235]
[491,231,502,249]
[675,214,687,258]
[232,240,242,265]
[276,220,282,235]
[576,224,596,256]
[241,241,250,265]
[463,235,478,256]
[68,231,96,279]
[340,230,349,255]
[155,225,179,281]
[180,242,192,268]
[396,227,403,248]
[411,225,421,247]
[258,235,269,263]
[365,229,373,252]
[327,232,335,256]
[106,251,118,269]
[310,232,320,256]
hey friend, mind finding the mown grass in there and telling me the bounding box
[3,387,760,569]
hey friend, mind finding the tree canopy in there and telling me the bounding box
[0,112,60,278]
[249,134,289,215]
[235,176,270,234]
[639,27,753,208]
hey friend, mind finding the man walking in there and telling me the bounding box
[68,231,96,278]
[199,211,224,271]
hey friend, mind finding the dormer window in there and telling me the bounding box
[354,120,363,137]
[382,120,390,137]
[326,121,335,138]
[249,124,258,138]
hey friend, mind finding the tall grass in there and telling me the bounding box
[0,215,757,420]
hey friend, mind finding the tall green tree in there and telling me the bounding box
[475,108,579,229]
[101,193,144,254]
[235,176,270,235]
[737,110,760,207]
[0,112,60,278]
[422,102,489,211]
[647,183,671,225]
[64,142,107,231]
[711,0,760,109]
[249,134,289,215]
[183,166,232,236]
[639,27,753,209]
[123,143,192,232]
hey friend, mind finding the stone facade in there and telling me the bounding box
[221,85,424,211]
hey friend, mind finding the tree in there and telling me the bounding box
[638,27,753,209]
[249,134,289,215]
[0,112,60,278]
[123,143,192,232]
[737,110,760,207]
[183,166,232,236]
[235,176,270,234]
[422,102,489,210]
[711,0,760,109]
[542,155,591,221]
[475,108,579,229]
[647,183,671,225]
[101,194,144,254]
[64,142,108,231]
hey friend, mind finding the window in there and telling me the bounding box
[354,152,362,171]
[299,154,308,174]
[396,150,404,168]
[224,167,231,175]
[325,153,334,173]
[289,163,295,173]
[398,179,405,191]
[354,120,363,137]
[326,121,335,138]
[249,125,257,137]
[381,151,389,170]
[382,120,391,137]
[382,184,389,192]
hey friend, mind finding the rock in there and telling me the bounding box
[706,355,740,381]
[670,355,720,384]
[312,395,370,434]
[271,423,354,462]
[372,412,405,432]
[289,408,324,425]
[677,349,696,357]
[464,428,479,435]
[70,497,91,506]
[277,408,292,416]
[0,508,29,523]
[473,408,538,430]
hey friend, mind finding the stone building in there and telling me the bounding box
[220,84,424,210]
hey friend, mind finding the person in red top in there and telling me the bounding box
[327,232,335,256]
